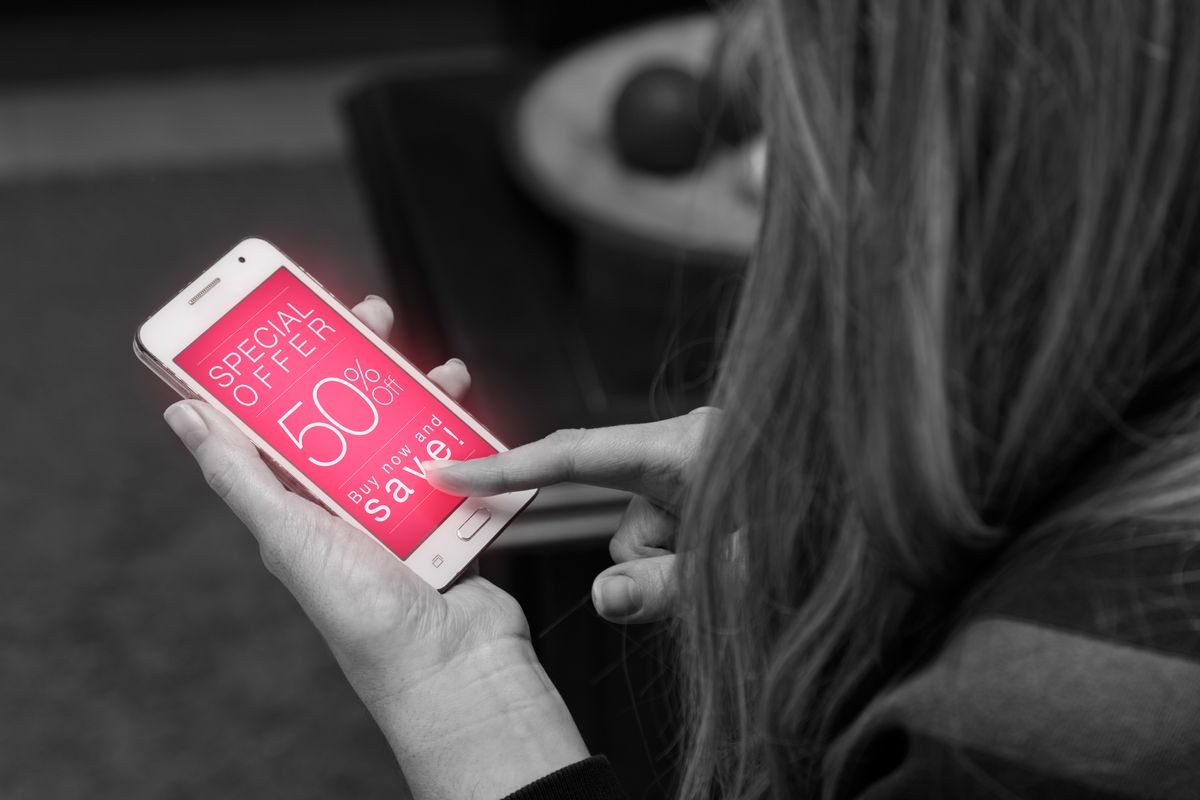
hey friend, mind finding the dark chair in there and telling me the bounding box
[343,65,680,799]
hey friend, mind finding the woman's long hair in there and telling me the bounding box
[677,1,1200,797]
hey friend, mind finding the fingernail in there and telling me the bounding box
[447,357,466,367]
[593,575,641,619]
[164,403,208,451]
[423,460,463,482]
[365,294,384,303]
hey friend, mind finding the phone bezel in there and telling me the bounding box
[134,237,536,591]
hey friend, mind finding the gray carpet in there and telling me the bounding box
[0,158,411,797]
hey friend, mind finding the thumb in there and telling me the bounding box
[164,400,432,638]
[591,554,677,624]
[163,400,319,570]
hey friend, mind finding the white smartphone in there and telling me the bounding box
[135,237,536,591]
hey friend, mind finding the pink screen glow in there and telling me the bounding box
[175,267,496,559]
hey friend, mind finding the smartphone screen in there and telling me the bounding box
[173,267,497,560]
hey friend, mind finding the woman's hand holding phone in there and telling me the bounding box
[163,296,588,800]
[426,408,718,624]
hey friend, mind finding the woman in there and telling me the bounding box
[162,0,1200,797]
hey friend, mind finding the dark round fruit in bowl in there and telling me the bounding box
[698,68,762,146]
[611,64,705,175]
[698,12,764,146]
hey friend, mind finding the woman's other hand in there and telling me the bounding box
[426,408,718,624]
[163,295,588,800]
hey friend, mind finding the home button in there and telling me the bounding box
[457,509,491,540]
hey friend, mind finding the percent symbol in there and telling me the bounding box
[345,358,380,391]
[344,358,396,406]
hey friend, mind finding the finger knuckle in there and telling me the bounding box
[257,505,314,580]
[682,411,719,458]
[640,568,678,613]
[655,561,680,596]
[548,427,587,473]
[547,427,586,448]
[258,541,285,576]
[608,535,629,563]
[202,457,240,502]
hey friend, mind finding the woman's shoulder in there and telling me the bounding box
[828,522,1200,799]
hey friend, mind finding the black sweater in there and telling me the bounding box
[506,519,1200,798]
